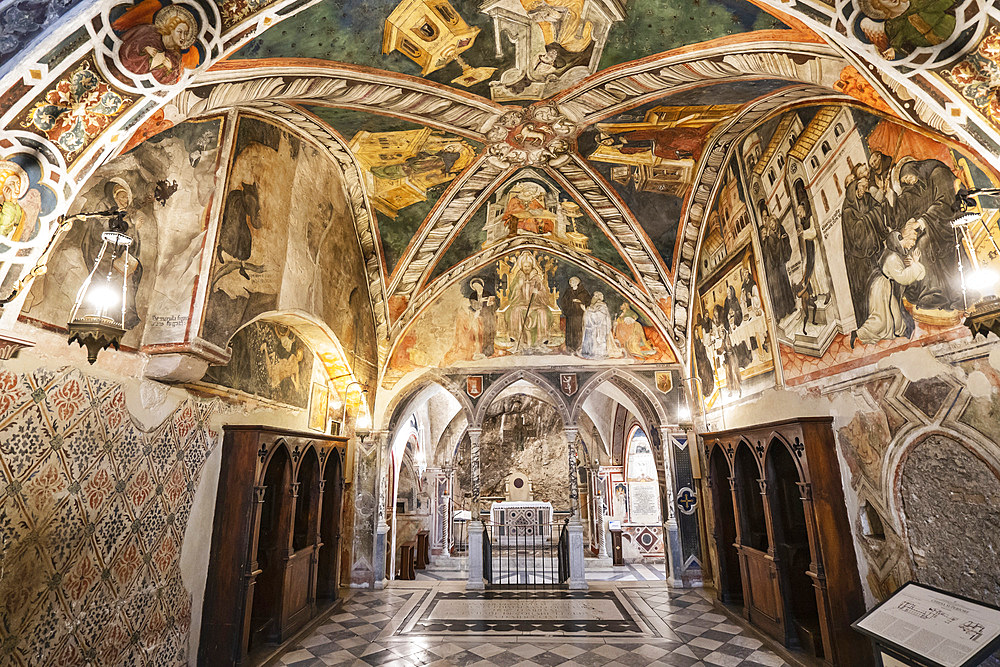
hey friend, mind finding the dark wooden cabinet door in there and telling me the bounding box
[742,546,784,641]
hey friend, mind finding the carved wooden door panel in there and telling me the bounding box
[742,546,785,642]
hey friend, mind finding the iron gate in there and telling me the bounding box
[483,519,570,588]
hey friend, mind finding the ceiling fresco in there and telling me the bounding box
[229,0,788,102]
[9,0,1000,391]
[575,79,800,269]
[386,248,677,387]
[301,105,482,273]
[425,168,634,284]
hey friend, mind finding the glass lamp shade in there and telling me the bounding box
[67,228,133,364]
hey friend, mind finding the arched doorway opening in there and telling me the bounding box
[767,439,821,656]
[250,445,292,651]
[734,444,767,552]
[294,447,320,552]
[709,447,742,605]
[317,450,344,600]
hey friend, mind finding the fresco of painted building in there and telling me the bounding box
[698,104,1000,399]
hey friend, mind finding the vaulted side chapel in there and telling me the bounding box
[2,0,1000,665]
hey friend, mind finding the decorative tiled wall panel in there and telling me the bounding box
[0,366,219,666]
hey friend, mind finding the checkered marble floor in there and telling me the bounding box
[273,582,792,667]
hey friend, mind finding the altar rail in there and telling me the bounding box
[483,520,570,589]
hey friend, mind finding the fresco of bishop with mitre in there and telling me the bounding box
[501,182,558,235]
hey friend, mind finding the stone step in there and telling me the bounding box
[426,555,469,571]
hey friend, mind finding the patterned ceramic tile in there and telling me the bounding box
[0,366,221,666]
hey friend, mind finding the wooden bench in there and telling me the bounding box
[396,542,416,580]
[415,530,430,569]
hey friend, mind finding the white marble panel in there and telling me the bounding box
[428,598,624,621]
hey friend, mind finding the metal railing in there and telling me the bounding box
[483,519,569,588]
[451,520,468,555]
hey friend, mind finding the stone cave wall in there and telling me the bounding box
[899,434,1000,606]
[477,395,570,510]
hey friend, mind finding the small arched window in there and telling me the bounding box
[776,155,785,169]
[834,123,845,137]
[821,190,829,212]
[767,169,776,186]
[834,173,842,195]
[821,141,831,156]
[434,2,459,23]
[400,38,421,57]
[809,156,819,170]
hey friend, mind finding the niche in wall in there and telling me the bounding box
[900,434,1000,607]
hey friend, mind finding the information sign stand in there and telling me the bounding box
[852,582,1000,667]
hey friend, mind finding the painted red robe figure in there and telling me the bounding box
[116,2,199,85]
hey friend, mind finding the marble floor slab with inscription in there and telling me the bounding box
[272,581,794,667]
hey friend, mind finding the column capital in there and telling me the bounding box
[362,430,390,447]
[657,425,677,442]
[466,428,482,442]
[564,427,580,440]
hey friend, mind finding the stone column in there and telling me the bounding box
[565,428,581,520]
[443,464,455,555]
[658,427,684,587]
[595,471,609,560]
[368,430,390,590]
[565,428,587,590]
[466,429,485,589]
[468,428,482,518]
[467,519,485,590]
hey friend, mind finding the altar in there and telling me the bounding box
[490,501,553,542]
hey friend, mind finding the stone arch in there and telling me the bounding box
[572,369,671,427]
[882,425,1000,535]
[434,409,470,466]
[224,309,369,412]
[379,369,475,439]
[473,370,573,429]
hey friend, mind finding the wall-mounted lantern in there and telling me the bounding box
[67,209,133,364]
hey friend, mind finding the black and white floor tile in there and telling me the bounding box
[273,582,792,667]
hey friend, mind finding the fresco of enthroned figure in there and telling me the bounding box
[349,127,477,218]
[483,179,589,252]
[385,250,676,387]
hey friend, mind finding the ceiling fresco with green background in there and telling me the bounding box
[302,105,483,273]
[427,168,634,284]
[576,79,799,267]
[230,0,788,104]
